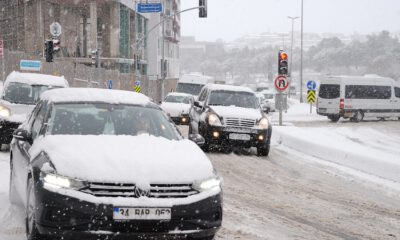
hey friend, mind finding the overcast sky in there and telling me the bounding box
[180,0,400,42]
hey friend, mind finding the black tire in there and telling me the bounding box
[351,110,364,122]
[257,144,270,157]
[26,178,44,240]
[9,160,21,205]
[201,141,210,152]
[327,115,340,122]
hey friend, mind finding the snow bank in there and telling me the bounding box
[272,126,400,183]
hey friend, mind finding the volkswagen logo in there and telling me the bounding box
[134,187,150,198]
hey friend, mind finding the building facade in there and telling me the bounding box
[146,0,180,97]
[0,0,150,90]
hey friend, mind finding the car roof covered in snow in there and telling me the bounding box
[40,88,153,106]
[205,83,255,93]
[4,71,69,87]
[166,92,193,97]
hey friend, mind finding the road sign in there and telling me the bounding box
[135,80,141,93]
[307,80,317,90]
[274,75,289,92]
[307,90,316,103]
[50,22,62,37]
[137,3,162,13]
[0,39,3,57]
[20,60,41,72]
[108,80,113,89]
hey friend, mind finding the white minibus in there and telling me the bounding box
[317,75,400,122]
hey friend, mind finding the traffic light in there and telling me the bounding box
[52,39,60,52]
[91,49,99,68]
[45,40,54,62]
[199,0,207,18]
[278,50,288,75]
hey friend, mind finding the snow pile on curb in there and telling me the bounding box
[272,126,400,183]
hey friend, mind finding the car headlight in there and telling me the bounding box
[0,105,11,117]
[41,172,87,190]
[258,118,269,129]
[193,176,222,192]
[208,113,222,126]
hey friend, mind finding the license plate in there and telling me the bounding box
[113,207,171,220]
[318,108,327,113]
[229,133,251,141]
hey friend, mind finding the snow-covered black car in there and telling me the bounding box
[0,71,68,149]
[160,92,194,125]
[188,84,272,156]
[9,88,222,240]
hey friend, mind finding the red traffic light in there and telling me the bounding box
[279,52,288,60]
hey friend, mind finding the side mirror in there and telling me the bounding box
[194,101,202,108]
[189,134,205,147]
[13,129,32,142]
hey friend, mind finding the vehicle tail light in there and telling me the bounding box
[339,98,344,109]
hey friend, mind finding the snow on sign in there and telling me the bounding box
[20,60,41,72]
[274,75,289,92]
[50,22,62,37]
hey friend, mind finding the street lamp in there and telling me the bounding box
[287,16,299,78]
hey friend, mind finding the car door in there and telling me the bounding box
[394,86,400,117]
[12,101,48,201]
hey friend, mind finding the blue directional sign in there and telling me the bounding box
[137,3,162,13]
[108,80,113,89]
[307,80,317,90]
[20,60,41,72]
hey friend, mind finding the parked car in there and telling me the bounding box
[189,84,272,156]
[160,92,194,125]
[10,88,222,240]
[0,71,68,148]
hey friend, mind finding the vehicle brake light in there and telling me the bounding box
[339,99,344,109]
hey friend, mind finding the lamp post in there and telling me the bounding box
[287,16,299,98]
[287,16,299,77]
[300,0,304,103]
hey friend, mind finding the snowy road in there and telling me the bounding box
[1,117,400,239]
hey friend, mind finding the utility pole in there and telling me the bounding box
[300,0,304,103]
[161,9,166,101]
[288,16,299,98]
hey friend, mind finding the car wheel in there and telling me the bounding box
[327,115,340,122]
[9,160,21,205]
[257,144,270,157]
[351,110,364,122]
[26,178,43,240]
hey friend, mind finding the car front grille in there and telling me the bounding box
[225,118,256,128]
[81,182,199,198]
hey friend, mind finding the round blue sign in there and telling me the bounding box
[307,80,317,90]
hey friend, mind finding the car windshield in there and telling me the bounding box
[164,95,191,104]
[3,82,59,105]
[48,103,181,140]
[263,93,274,99]
[208,90,258,108]
[176,83,204,96]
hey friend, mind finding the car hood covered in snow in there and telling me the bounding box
[210,106,262,120]
[161,102,191,117]
[30,135,215,185]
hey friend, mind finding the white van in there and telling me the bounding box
[176,73,214,96]
[317,75,400,122]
